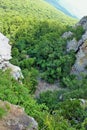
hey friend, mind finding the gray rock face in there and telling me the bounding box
[0,33,11,61]
[77,16,87,30]
[72,40,87,75]
[82,31,87,41]
[62,31,73,39]
[6,63,24,80]
[0,100,38,130]
[63,16,87,76]
[66,38,78,52]
[66,31,87,52]
[0,32,23,80]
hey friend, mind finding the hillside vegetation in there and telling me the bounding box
[0,0,76,21]
[45,0,75,18]
[1,0,87,130]
[0,0,76,38]
[0,0,77,84]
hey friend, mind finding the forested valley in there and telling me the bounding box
[0,0,87,130]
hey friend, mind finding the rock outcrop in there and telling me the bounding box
[62,16,87,76]
[72,17,87,76]
[62,31,73,39]
[66,38,78,52]
[72,40,87,75]
[0,32,23,80]
[77,16,87,30]
[0,100,38,130]
[66,31,87,52]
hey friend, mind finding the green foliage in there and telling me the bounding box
[23,68,38,93]
[81,118,87,130]
[44,112,75,130]
[0,70,81,129]
[0,0,76,25]
[0,107,6,118]
[0,70,48,129]
[37,88,87,129]
[1,0,87,129]
[7,18,75,84]
[20,58,35,70]
[67,25,85,41]
[37,90,66,110]
[0,0,77,84]
[69,25,84,41]
[59,100,87,128]
[73,26,85,41]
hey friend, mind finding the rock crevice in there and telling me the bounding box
[62,16,87,76]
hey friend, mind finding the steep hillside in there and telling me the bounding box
[1,1,87,130]
[0,0,77,87]
[0,0,77,84]
[45,0,77,18]
[0,0,76,23]
[64,16,87,77]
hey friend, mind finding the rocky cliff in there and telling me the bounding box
[62,16,87,77]
[0,32,23,80]
[0,100,38,130]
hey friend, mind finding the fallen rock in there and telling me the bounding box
[0,32,23,80]
[0,100,38,130]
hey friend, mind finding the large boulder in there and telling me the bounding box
[0,32,23,80]
[0,100,38,130]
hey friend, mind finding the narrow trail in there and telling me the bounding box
[35,80,62,97]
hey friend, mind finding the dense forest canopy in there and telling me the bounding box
[0,0,77,83]
[1,0,87,130]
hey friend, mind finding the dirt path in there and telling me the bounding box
[35,80,61,97]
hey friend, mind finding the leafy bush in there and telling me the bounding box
[23,68,39,93]
[37,90,66,110]
[73,25,85,41]
[0,70,48,129]
[0,107,6,118]
[59,100,87,128]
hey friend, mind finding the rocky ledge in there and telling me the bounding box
[0,100,38,130]
[0,32,23,80]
